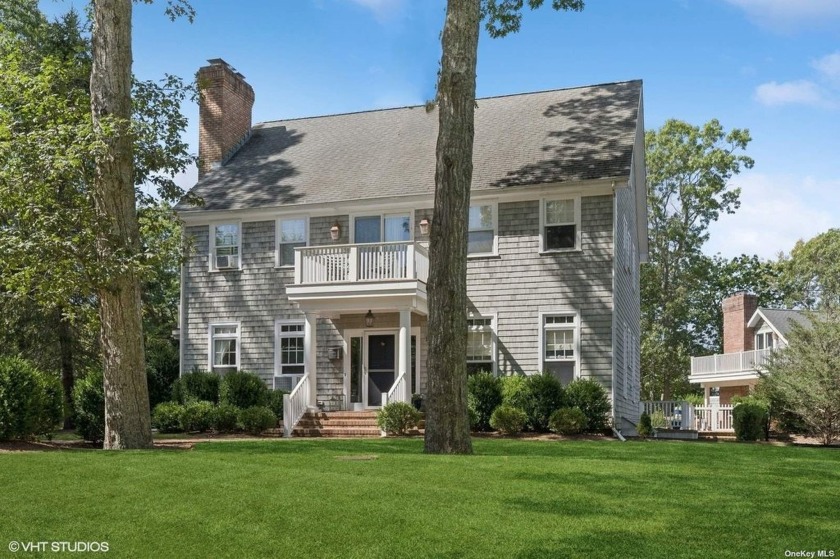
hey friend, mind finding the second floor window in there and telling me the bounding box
[466,317,494,375]
[755,332,774,350]
[212,223,240,270]
[278,218,307,267]
[468,204,495,255]
[543,198,578,251]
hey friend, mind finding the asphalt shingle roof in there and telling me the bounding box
[176,80,642,213]
[758,308,811,341]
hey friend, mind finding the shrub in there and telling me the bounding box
[376,402,421,436]
[650,410,668,430]
[637,412,653,438]
[171,370,220,405]
[73,369,105,443]
[564,378,611,433]
[152,402,184,433]
[266,390,287,421]
[520,372,566,432]
[145,338,180,409]
[238,406,277,436]
[500,374,528,408]
[220,371,267,409]
[180,401,215,433]
[467,372,503,431]
[490,404,527,435]
[733,399,769,442]
[0,357,63,440]
[211,404,240,433]
[467,405,479,431]
[549,407,588,436]
[411,393,425,412]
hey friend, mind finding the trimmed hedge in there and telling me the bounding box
[376,402,421,436]
[171,371,220,405]
[564,379,611,433]
[490,405,527,435]
[180,401,215,433]
[152,402,184,433]
[0,357,63,440]
[733,400,769,442]
[467,372,503,432]
[238,406,276,435]
[211,404,240,433]
[220,371,267,409]
[549,407,587,436]
[73,369,105,443]
[520,373,566,432]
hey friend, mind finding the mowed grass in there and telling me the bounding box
[2,439,839,558]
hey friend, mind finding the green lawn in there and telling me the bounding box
[2,439,839,558]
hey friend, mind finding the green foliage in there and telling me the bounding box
[679,393,704,407]
[732,399,769,442]
[211,404,240,433]
[548,407,587,436]
[481,0,584,38]
[151,402,184,434]
[649,410,668,430]
[72,369,105,443]
[238,406,277,436]
[778,229,840,310]
[467,406,479,431]
[145,339,180,409]
[219,371,267,409]
[467,372,503,431]
[171,371,220,405]
[266,390,287,421]
[637,412,653,437]
[489,405,527,435]
[0,356,62,440]
[500,374,528,407]
[564,379,611,432]
[411,393,425,412]
[179,401,215,433]
[517,373,566,432]
[376,402,422,436]
[763,312,840,445]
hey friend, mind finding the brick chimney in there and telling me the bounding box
[722,292,758,354]
[197,58,255,178]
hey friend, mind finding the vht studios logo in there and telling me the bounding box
[8,541,109,553]
[785,551,835,558]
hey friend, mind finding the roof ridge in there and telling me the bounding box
[255,79,643,127]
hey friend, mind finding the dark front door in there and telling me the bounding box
[367,334,395,407]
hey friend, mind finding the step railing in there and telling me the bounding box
[282,373,310,438]
[383,371,409,406]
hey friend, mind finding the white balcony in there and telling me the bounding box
[688,348,773,384]
[286,241,429,314]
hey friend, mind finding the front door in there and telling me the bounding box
[366,334,396,407]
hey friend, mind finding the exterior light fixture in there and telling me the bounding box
[365,310,375,328]
[419,217,430,236]
[330,222,341,241]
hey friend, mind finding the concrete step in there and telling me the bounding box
[297,418,379,427]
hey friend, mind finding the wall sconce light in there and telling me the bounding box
[330,222,341,241]
[365,310,375,328]
[419,217,430,236]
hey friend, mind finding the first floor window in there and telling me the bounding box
[468,204,495,255]
[278,322,305,376]
[278,218,307,267]
[212,223,240,270]
[543,314,576,385]
[211,324,239,369]
[466,317,494,375]
[543,198,578,251]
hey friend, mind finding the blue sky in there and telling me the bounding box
[42,0,840,259]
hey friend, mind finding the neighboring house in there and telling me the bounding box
[175,59,648,434]
[688,292,810,405]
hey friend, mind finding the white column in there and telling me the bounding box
[704,385,710,406]
[305,312,318,409]
[399,309,411,402]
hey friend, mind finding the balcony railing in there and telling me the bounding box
[294,241,429,285]
[690,348,773,377]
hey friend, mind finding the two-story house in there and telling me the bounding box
[689,292,810,405]
[175,59,648,435]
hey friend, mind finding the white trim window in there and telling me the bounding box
[468,204,496,256]
[277,217,308,267]
[542,198,580,251]
[466,316,495,375]
[755,331,774,350]
[210,223,241,271]
[277,321,305,376]
[210,323,240,370]
[542,313,577,385]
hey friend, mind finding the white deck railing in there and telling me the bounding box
[690,348,773,376]
[294,241,429,285]
[642,401,735,432]
[382,371,409,406]
[282,373,310,438]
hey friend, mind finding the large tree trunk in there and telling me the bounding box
[424,0,480,455]
[90,0,153,449]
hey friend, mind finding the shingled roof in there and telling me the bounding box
[752,308,812,342]
[176,79,643,213]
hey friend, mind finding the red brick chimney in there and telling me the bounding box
[197,58,255,178]
[722,292,758,354]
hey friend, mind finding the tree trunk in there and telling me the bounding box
[424,0,480,455]
[90,0,153,449]
[56,307,75,430]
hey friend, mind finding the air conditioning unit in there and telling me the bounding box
[216,254,238,269]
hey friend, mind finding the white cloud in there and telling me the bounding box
[345,0,407,23]
[705,173,839,259]
[753,80,830,107]
[812,51,840,84]
[723,0,840,30]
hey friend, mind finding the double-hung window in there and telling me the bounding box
[277,217,307,267]
[542,198,579,251]
[542,314,577,385]
[211,223,241,270]
[277,322,305,376]
[466,317,494,375]
[468,204,495,255]
[755,332,774,350]
[210,324,239,370]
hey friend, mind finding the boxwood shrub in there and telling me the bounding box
[489,404,527,435]
[72,369,105,443]
[220,371,267,409]
[520,372,566,432]
[180,401,215,433]
[0,357,63,440]
[266,389,287,421]
[467,372,503,431]
[376,402,421,436]
[152,402,184,433]
[171,370,220,405]
[564,378,611,433]
[211,404,240,433]
[238,406,277,436]
[549,407,587,436]
[733,399,769,442]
